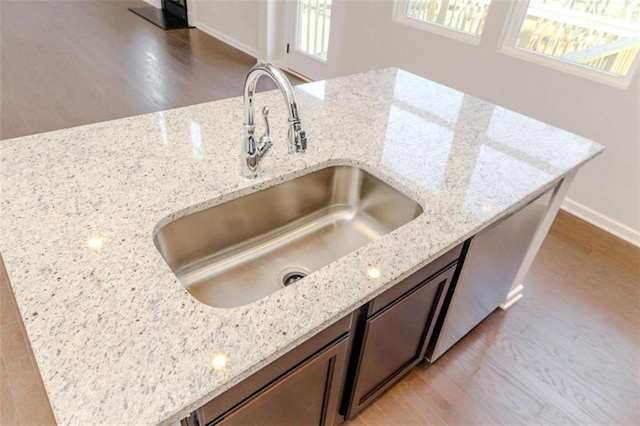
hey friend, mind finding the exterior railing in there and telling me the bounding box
[406,0,491,35]
[517,1,639,75]
[562,36,640,75]
[405,0,639,75]
[297,0,332,59]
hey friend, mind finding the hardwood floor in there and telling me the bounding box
[348,211,640,426]
[0,0,301,141]
[1,1,639,425]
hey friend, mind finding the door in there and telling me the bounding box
[286,0,341,80]
[347,266,456,418]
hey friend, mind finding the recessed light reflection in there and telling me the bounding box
[367,267,382,279]
[211,353,228,371]
[87,237,103,249]
[481,204,494,213]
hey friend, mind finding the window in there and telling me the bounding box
[405,0,491,35]
[394,0,639,86]
[296,0,333,60]
[395,0,492,42]
[505,0,640,78]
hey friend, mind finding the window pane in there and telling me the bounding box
[297,0,332,60]
[405,0,491,36]
[514,0,640,76]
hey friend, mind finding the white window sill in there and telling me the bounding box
[500,44,637,90]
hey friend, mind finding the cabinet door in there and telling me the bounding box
[215,335,349,426]
[348,266,455,416]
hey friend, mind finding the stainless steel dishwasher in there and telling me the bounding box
[427,185,556,361]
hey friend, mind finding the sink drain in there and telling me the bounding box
[279,266,310,287]
[283,271,307,286]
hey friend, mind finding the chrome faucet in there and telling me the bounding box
[241,62,307,178]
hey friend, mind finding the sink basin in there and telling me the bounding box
[154,165,423,308]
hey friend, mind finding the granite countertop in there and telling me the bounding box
[0,68,603,425]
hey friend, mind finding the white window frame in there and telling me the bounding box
[499,0,640,89]
[392,0,485,46]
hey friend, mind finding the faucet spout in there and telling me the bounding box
[241,63,307,178]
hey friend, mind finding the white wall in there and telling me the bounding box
[191,0,261,58]
[190,0,640,244]
[330,0,640,244]
[189,0,286,63]
[143,0,162,8]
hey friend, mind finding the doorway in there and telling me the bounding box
[286,0,341,80]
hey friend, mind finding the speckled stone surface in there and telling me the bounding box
[0,68,603,425]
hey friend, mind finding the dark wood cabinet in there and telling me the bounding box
[186,314,354,426]
[184,245,464,425]
[219,335,349,426]
[345,265,457,418]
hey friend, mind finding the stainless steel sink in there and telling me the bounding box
[154,165,423,308]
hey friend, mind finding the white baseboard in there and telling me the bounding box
[272,59,288,70]
[499,284,524,310]
[561,197,640,247]
[284,68,314,82]
[193,21,260,60]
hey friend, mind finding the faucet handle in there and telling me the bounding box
[261,107,271,136]
[258,106,273,158]
[296,129,307,152]
[288,121,307,154]
[260,106,272,146]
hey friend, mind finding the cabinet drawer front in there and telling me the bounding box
[350,266,455,411]
[213,335,350,426]
[195,314,352,424]
[368,244,462,316]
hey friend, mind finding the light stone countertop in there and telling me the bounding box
[0,68,603,425]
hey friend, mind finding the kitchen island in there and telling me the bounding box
[0,68,603,425]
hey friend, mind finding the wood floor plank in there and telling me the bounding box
[0,265,20,329]
[535,402,578,425]
[370,379,446,426]
[406,363,498,425]
[431,345,553,425]
[499,328,625,424]
[352,400,394,426]
[0,355,20,426]
[0,0,302,141]
[475,319,631,424]
[392,381,447,425]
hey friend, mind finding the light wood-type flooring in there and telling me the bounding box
[1,1,638,425]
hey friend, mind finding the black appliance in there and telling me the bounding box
[129,0,191,30]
